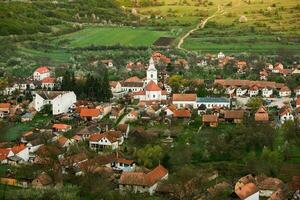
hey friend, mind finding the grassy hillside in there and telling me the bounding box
[53,27,171,47]
[0,0,133,36]
[120,0,300,54]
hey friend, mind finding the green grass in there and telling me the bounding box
[18,47,72,63]
[54,27,171,48]
[0,114,52,142]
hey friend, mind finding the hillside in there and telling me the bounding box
[120,0,300,54]
[0,0,134,36]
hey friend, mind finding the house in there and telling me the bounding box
[52,124,72,133]
[101,59,113,68]
[294,85,300,96]
[119,164,168,195]
[257,177,284,198]
[202,114,218,127]
[255,106,269,122]
[21,112,34,122]
[134,81,167,102]
[296,97,300,108]
[279,106,294,124]
[249,85,259,97]
[0,103,11,118]
[41,77,56,90]
[126,61,144,71]
[235,182,259,200]
[80,108,102,121]
[32,172,53,188]
[173,109,191,119]
[279,86,291,97]
[56,136,72,148]
[262,87,273,98]
[224,110,244,123]
[196,97,230,109]
[33,91,76,115]
[121,76,144,93]
[7,144,30,164]
[260,70,268,81]
[172,94,197,109]
[116,124,130,139]
[109,81,125,98]
[217,52,225,59]
[236,87,248,97]
[33,66,51,81]
[235,175,259,200]
[272,63,284,73]
[236,61,247,73]
[89,131,122,151]
[127,110,138,121]
[114,158,136,172]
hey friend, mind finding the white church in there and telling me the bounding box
[133,58,168,102]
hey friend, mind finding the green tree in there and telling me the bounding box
[136,144,163,168]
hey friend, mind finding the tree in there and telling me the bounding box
[246,97,264,110]
[168,75,186,93]
[136,144,163,168]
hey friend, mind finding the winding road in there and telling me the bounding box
[177,5,225,52]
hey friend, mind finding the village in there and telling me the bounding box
[0,51,299,200]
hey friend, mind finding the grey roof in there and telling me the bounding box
[36,91,70,100]
[197,97,230,103]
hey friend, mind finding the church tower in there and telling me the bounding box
[146,57,158,84]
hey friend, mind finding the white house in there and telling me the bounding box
[172,94,197,109]
[294,86,300,96]
[279,86,291,97]
[89,132,121,151]
[248,85,259,97]
[33,91,76,115]
[41,77,56,90]
[126,110,138,121]
[119,165,168,195]
[279,106,294,124]
[196,97,230,109]
[7,144,30,164]
[80,108,102,121]
[262,87,273,98]
[121,76,144,93]
[217,52,225,59]
[235,183,259,200]
[114,158,136,172]
[33,66,51,81]
[236,87,248,97]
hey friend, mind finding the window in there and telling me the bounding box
[151,74,153,78]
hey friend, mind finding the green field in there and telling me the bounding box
[55,27,171,48]
[0,115,52,142]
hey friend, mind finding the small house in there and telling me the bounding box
[202,114,218,127]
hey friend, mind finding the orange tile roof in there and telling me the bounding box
[57,136,68,146]
[144,81,162,91]
[172,94,197,101]
[0,103,11,109]
[89,132,119,143]
[202,114,218,123]
[35,66,50,74]
[10,144,26,154]
[119,165,168,186]
[235,182,259,200]
[224,110,244,119]
[41,77,55,84]
[53,124,71,130]
[125,76,142,83]
[80,108,101,118]
[0,148,10,160]
[255,106,269,121]
[280,86,291,92]
[297,97,300,106]
[173,109,191,118]
[117,158,134,165]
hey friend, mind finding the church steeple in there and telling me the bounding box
[146,57,157,84]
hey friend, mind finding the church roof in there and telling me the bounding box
[147,57,157,71]
[145,81,161,91]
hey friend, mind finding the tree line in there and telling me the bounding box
[61,69,112,102]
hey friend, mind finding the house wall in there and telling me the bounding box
[245,191,259,200]
[280,113,294,124]
[33,72,50,81]
[173,101,196,109]
[16,148,29,162]
[52,92,76,115]
[196,102,230,109]
[34,94,45,112]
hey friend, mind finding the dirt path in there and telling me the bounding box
[177,5,225,52]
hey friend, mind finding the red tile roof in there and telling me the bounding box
[11,144,26,154]
[125,76,142,83]
[0,103,11,109]
[280,86,291,92]
[41,77,55,84]
[173,109,191,118]
[52,124,71,130]
[297,97,300,106]
[80,108,101,118]
[255,106,269,121]
[0,148,10,161]
[35,66,50,74]
[89,132,121,143]
[119,165,168,186]
[235,183,259,200]
[172,94,197,101]
[202,114,218,123]
[144,81,162,91]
